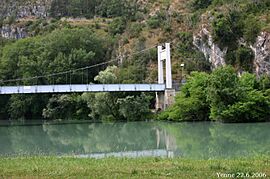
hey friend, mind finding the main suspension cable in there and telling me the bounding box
[0,43,170,84]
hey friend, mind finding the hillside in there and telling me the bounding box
[0,0,270,121]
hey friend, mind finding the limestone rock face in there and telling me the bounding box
[0,0,52,39]
[250,32,270,76]
[193,25,270,77]
[1,25,28,39]
[193,26,226,69]
[0,0,51,18]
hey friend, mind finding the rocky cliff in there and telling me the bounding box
[0,0,51,39]
[194,27,270,76]
[1,24,28,39]
[1,0,270,77]
[193,26,226,69]
[251,32,270,76]
[192,8,270,78]
[0,0,51,18]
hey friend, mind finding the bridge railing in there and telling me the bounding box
[0,84,166,94]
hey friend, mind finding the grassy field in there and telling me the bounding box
[0,157,269,178]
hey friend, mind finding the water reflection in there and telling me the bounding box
[0,121,269,159]
[76,149,174,159]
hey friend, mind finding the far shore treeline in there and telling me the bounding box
[0,0,270,122]
[159,66,270,123]
[0,29,270,122]
[0,28,155,121]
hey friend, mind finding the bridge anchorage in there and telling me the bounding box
[0,43,175,111]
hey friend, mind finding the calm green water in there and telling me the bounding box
[0,121,269,159]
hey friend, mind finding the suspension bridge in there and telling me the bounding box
[0,43,175,109]
[0,84,166,94]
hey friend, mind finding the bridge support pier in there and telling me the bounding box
[155,89,175,111]
[155,43,175,111]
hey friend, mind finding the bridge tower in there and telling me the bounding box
[156,43,176,111]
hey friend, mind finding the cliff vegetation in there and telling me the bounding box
[0,0,269,122]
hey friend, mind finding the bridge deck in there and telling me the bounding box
[0,84,165,94]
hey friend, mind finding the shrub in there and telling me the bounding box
[190,0,212,10]
[160,66,270,122]
[159,72,210,121]
[127,23,143,38]
[108,17,126,35]
[176,32,194,55]
[212,13,236,48]
[243,16,261,44]
[163,22,172,33]
[212,10,243,48]
[225,50,237,65]
[236,46,254,72]
[147,16,161,29]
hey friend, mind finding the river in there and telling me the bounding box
[0,121,269,159]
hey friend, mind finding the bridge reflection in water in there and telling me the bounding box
[75,149,174,159]
[0,121,178,157]
[0,122,269,159]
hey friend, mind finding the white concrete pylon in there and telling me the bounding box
[157,43,172,89]
[158,45,164,84]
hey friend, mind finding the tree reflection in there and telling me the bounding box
[42,122,164,154]
[160,122,270,159]
[0,121,269,158]
[208,123,270,158]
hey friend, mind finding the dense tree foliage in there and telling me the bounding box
[208,68,270,122]
[0,23,155,121]
[160,66,270,122]
[108,17,127,35]
[0,28,110,84]
[188,0,268,72]
[175,32,211,73]
[82,66,152,121]
[0,27,112,120]
[189,0,212,10]
[42,94,89,120]
[159,72,210,121]
[0,0,269,123]
[50,0,139,19]
[118,48,157,84]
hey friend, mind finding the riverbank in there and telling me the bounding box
[0,157,269,178]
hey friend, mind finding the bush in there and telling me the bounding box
[259,75,270,91]
[134,12,145,21]
[176,32,194,56]
[163,22,172,33]
[236,46,254,72]
[147,16,161,29]
[50,0,137,19]
[118,93,152,121]
[159,72,210,121]
[212,10,245,48]
[243,16,261,44]
[43,94,90,120]
[160,66,270,122]
[190,0,212,10]
[127,23,143,38]
[108,17,126,35]
[4,15,16,25]
[207,67,270,122]
[219,90,270,122]
[212,13,236,48]
[175,32,211,72]
[225,50,237,65]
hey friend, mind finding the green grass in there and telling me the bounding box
[0,157,269,178]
